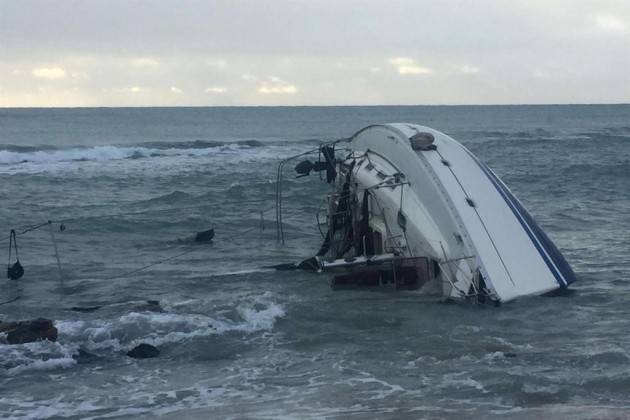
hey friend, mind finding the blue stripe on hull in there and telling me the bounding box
[471,157,576,287]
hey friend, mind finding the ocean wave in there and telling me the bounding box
[138,139,265,149]
[0,295,285,376]
[0,144,59,153]
[0,143,263,166]
[466,129,630,145]
[0,340,78,375]
[0,396,105,420]
[137,190,194,205]
[59,298,285,352]
[564,162,630,178]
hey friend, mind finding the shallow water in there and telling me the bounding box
[1,105,630,419]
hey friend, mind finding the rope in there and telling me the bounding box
[275,137,349,244]
[0,197,278,304]
[0,222,50,242]
[105,225,265,281]
[54,198,271,223]
[107,247,201,280]
[0,295,21,306]
[1,198,273,243]
[7,229,18,265]
[48,222,63,282]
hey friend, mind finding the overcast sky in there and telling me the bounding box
[1,0,629,107]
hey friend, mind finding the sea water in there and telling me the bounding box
[1,105,629,419]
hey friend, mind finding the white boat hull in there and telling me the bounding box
[337,123,576,303]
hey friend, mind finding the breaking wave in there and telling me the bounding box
[0,142,265,166]
[0,295,285,376]
[138,139,265,149]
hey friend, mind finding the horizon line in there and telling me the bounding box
[2,102,630,110]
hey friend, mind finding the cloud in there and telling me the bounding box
[32,67,67,80]
[117,86,143,93]
[241,74,257,81]
[388,58,431,75]
[460,65,480,74]
[130,57,160,68]
[257,77,298,94]
[170,86,183,94]
[70,71,89,80]
[532,69,553,80]
[204,59,227,69]
[595,14,627,33]
[204,87,227,93]
[532,67,575,81]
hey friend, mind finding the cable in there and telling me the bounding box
[1,198,273,243]
[0,221,50,242]
[104,224,265,281]
[0,295,21,306]
[275,137,349,244]
[53,198,270,223]
[107,247,201,280]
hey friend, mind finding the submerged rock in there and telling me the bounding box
[70,305,102,313]
[127,343,160,359]
[73,349,99,364]
[177,228,214,243]
[0,318,58,344]
[132,300,163,313]
[69,299,163,313]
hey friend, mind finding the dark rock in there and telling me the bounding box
[127,343,160,359]
[70,306,102,313]
[194,228,214,242]
[73,349,99,364]
[69,299,163,313]
[0,318,58,344]
[177,228,214,243]
[132,300,163,313]
[485,343,512,353]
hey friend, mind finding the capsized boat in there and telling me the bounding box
[278,123,576,304]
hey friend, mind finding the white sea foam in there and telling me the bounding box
[57,300,285,351]
[235,300,286,333]
[0,142,307,166]
[0,144,256,165]
[1,396,105,420]
[1,295,285,376]
[347,374,406,400]
[438,373,487,392]
[0,143,307,175]
[0,340,78,376]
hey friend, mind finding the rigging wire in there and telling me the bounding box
[275,137,349,244]
[103,225,265,281]
[0,221,50,242]
[0,199,276,304]
[0,295,21,306]
[1,198,273,242]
